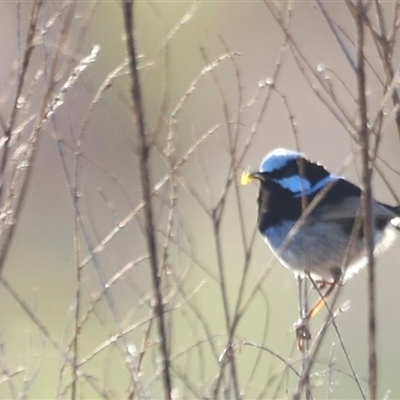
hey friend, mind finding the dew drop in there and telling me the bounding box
[265,77,274,86]
[16,96,25,109]
[118,220,126,229]
[317,63,325,73]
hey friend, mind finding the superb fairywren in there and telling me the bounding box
[242,148,400,344]
[242,148,400,282]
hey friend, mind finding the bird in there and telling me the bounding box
[241,148,400,346]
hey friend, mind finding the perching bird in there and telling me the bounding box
[242,148,400,343]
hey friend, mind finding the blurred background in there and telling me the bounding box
[0,1,399,398]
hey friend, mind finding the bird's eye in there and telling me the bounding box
[280,168,295,178]
[278,162,300,179]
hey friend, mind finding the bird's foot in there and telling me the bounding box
[295,318,312,351]
[315,280,327,290]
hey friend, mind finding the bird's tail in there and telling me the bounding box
[392,205,400,230]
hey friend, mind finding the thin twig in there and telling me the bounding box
[122,1,172,398]
[353,1,378,398]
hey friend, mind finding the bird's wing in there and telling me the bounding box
[315,196,397,222]
[307,178,397,222]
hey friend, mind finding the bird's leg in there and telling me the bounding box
[295,279,339,350]
[295,274,308,352]
[296,274,305,318]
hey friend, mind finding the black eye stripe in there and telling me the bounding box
[269,158,330,185]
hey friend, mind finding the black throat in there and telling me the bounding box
[257,180,303,233]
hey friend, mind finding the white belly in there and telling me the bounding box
[263,220,397,282]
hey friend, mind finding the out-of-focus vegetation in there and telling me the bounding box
[0,1,399,399]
